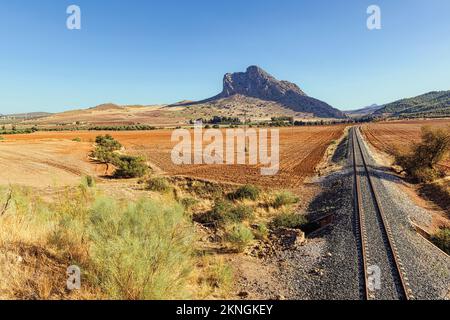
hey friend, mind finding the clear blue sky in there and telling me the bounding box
[1,0,449,113]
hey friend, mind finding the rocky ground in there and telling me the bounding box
[234,133,360,300]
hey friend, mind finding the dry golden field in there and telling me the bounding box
[362,119,450,171]
[0,125,346,188]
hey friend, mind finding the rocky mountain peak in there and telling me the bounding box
[220,65,306,99]
[174,65,345,119]
[216,66,343,118]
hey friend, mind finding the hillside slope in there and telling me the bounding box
[375,91,450,117]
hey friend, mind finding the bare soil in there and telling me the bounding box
[1,126,346,189]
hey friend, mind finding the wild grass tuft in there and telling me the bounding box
[272,191,299,208]
[431,227,450,255]
[226,223,254,252]
[228,185,261,201]
[147,176,172,193]
[272,212,308,229]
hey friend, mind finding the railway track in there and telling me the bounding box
[351,127,414,300]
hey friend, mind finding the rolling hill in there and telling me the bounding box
[345,104,383,117]
[375,91,450,117]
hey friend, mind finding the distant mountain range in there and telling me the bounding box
[374,90,450,117]
[3,70,448,125]
[344,104,383,117]
[0,112,52,119]
[174,65,345,119]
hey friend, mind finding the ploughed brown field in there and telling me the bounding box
[362,119,450,171]
[0,125,346,188]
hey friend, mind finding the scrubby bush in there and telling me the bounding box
[272,212,307,229]
[113,155,148,178]
[272,191,299,208]
[0,182,207,300]
[87,197,194,299]
[395,126,450,182]
[72,137,82,142]
[147,177,171,193]
[253,223,269,240]
[226,224,254,252]
[195,201,253,227]
[431,227,450,255]
[196,200,232,226]
[180,197,199,210]
[226,204,254,223]
[229,185,261,201]
[191,181,223,198]
[0,136,4,141]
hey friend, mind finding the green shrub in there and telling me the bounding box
[253,223,269,240]
[196,200,232,226]
[147,177,171,193]
[272,191,299,208]
[113,155,148,178]
[87,197,194,299]
[0,136,4,141]
[226,224,254,252]
[180,197,199,210]
[431,228,450,255]
[272,212,307,229]
[72,137,82,142]
[226,204,254,223]
[229,185,261,201]
[191,181,223,198]
[196,201,253,227]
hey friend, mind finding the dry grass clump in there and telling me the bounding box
[431,227,450,255]
[225,223,255,252]
[194,255,234,299]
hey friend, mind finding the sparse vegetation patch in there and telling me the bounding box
[272,191,299,208]
[272,212,308,229]
[431,227,450,255]
[226,223,254,252]
[228,185,261,201]
[147,177,172,193]
[394,126,450,182]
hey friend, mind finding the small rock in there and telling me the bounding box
[238,291,249,298]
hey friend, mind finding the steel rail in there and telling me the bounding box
[352,127,413,300]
